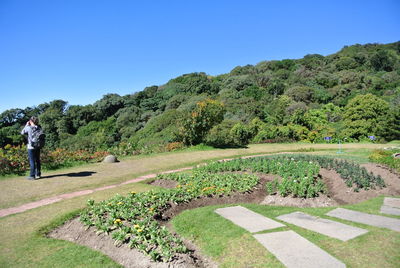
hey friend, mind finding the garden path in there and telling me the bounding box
[215,205,400,268]
[327,207,400,232]
[277,211,368,241]
[380,197,400,215]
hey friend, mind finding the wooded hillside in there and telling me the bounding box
[1,41,399,153]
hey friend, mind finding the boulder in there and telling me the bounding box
[103,155,118,163]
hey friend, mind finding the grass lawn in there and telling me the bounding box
[0,182,154,268]
[172,197,400,268]
[0,143,382,209]
[0,143,392,267]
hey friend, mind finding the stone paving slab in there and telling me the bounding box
[380,205,400,216]
[214,206,285,233]
[383,197,400,208]
[254,230,345,268]
[277,211,368,241]
[327,208,400,232]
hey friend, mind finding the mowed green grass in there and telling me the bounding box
[0,182,154,268]
[0,143,391,267]
[172,197,400,268]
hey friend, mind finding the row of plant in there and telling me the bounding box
[197,153,386,193]
[197,157,325,198]
[369,149,400,173]
[266,154,386,191]
[0,144,109,176]
[80,171,259,262]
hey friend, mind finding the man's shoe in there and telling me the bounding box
[35,175,41,179]
[26,176,35,180]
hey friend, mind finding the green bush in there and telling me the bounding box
[230,122,251,146]
[0,145,108,176]
[204,120,236,148]
[129,110,184,153]
[369,149,400,172]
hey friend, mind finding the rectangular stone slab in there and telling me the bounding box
[254,231,345,268]
[327,208,400,232]
[277,211,368,241]
[384,197,400,208]
[214,206,284,233]
[380,205,400,216]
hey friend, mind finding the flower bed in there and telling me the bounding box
[197,157,325,198]
[0,145,109,176]
[80,171,259,262]
[268,154,386,191]
[197,154,385,194]
[79,153,386,263]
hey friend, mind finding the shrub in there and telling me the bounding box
[0,145,108,176]
[230,123,251,146]
[369,149,400,172]
[204,120,236,148]
[165,142,185,152]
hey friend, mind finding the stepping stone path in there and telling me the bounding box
[277,211,368,241]
[327,208,400,232]
[254,231,345,268]
[215,206,285,232]
[380,197,400,216]
[215,206,345,267]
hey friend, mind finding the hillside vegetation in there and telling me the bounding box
[1,42,399,154]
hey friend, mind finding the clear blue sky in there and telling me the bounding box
[0,0,399,112]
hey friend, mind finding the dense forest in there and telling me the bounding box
[1,42,400,154]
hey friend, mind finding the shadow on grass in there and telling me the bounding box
[40,171,96,179]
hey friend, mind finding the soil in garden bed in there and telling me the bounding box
[149,178,179,189]
[320,164,400,205]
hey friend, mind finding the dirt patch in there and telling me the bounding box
[149,179,179,189]
[320,165,400,205]
[261,194,337,207]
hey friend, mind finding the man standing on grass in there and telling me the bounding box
[21,116,44,180]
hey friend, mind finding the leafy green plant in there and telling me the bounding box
[80,172,259,262]
[197,156,325,198]
[267,154,386,190]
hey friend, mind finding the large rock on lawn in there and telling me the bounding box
[103,155,118,163]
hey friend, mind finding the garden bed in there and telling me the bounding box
[49,155,400,268]
[50,175,272,268]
